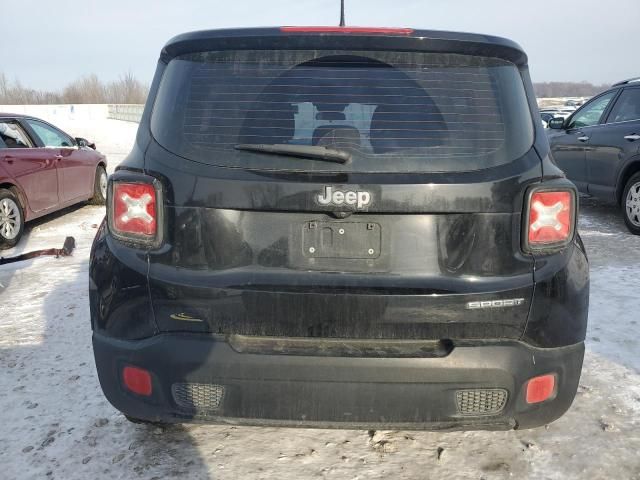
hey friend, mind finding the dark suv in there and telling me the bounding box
[90,27,589,431]
[548,78,640,233]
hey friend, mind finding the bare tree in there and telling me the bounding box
[62,74,108,104]
[533,81,610,98]
[106,72,147,104]
[0,73,8,100]
[0,72,148,104]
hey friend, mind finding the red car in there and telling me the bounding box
[0,113,107,247]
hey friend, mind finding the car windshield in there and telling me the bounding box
[151,49,534,173]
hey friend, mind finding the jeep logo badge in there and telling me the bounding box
[316,186,371,210]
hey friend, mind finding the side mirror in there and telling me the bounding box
[76,137,96,150]
[547,117,565,130]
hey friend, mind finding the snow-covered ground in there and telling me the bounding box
[1,113,639,480]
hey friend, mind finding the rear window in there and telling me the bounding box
[151,49,533,173]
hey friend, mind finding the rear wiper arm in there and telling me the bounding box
[234,144,350,164]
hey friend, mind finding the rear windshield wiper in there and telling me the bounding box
[234,144,350,164]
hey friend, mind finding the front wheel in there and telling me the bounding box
[622,172,640,235]
[89,166,107,205]
[0,188,25,249]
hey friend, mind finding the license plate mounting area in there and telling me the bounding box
[302,221,381,259]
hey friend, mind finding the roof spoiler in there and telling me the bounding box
[161,28,528,66]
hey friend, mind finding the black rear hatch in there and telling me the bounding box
[143,29,540,342]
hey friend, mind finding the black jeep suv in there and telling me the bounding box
[548,78,640,234]
[90,27,589,431]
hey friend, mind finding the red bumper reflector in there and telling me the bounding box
[526,374,556,404]
[280,26,414,35]
[123,366,152,396]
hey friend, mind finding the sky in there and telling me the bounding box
[1,0,638,90]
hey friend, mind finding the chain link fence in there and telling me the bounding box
[107,104,144,123]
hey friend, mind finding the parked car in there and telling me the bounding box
[548,77,640,233]
[564,99,585,108]
[90,27,589,430]
[0,114,107,247]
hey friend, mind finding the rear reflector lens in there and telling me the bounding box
[122,366,152,396]
[527,190,574,246]
[525,374,556,404]
[112,182,157,237]
[280,26,414,35]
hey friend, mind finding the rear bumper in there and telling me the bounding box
[93,332,584,430]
